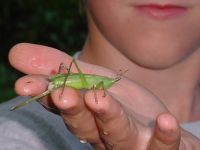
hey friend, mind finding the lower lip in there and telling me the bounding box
[135,4,188,20]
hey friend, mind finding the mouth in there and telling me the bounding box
[134,3,188,20]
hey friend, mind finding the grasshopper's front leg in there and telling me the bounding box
[92,81,106,104]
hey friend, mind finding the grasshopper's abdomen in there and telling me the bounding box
[48,73,115,91]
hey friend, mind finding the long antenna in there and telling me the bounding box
[113,69,128,83]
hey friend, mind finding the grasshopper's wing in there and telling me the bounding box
[72,59,88,88]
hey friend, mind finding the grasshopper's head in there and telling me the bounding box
[113,76,121,83]
[113,69,128,83]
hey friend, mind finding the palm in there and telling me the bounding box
[108,75,168,117]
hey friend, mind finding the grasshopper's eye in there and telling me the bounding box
[113,77,121,83]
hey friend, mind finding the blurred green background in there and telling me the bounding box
[0,0,87,103]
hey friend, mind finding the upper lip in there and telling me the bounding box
[135,4,187,9]
[131,1,191,8]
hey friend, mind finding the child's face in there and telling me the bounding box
[87,0,200,69]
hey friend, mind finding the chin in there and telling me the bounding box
[122,34,200,70]
[125,45,196,70]
[132,58,181,70]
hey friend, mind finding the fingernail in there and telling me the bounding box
[158,125,169,134]
[79,139,87,144]
[103,131,109,135]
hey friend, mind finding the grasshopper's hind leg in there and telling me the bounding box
[58,59,86,100]
[72,59,88,88]
[58,61,73,100]
[31,62,72,111]
[10,90,51,111]
[38,61,72,111]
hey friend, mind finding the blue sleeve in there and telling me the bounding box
[0,96,93,150]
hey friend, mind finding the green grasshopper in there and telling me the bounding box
[10,59,121,111]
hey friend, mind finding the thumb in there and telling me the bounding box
[149,113,181,150]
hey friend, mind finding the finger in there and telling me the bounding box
[51,87,105,148]
[9,43,114,77]
[15,74,49,96]
[14,74,58,111]
[9,43,69,75]
[149,113,181,150]
[84,90,138,150]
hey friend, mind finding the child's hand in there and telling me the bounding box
[10,43,200,150]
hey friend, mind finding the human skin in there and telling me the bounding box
[9,0,200,149]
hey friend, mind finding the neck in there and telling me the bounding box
[78,14,200,122]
